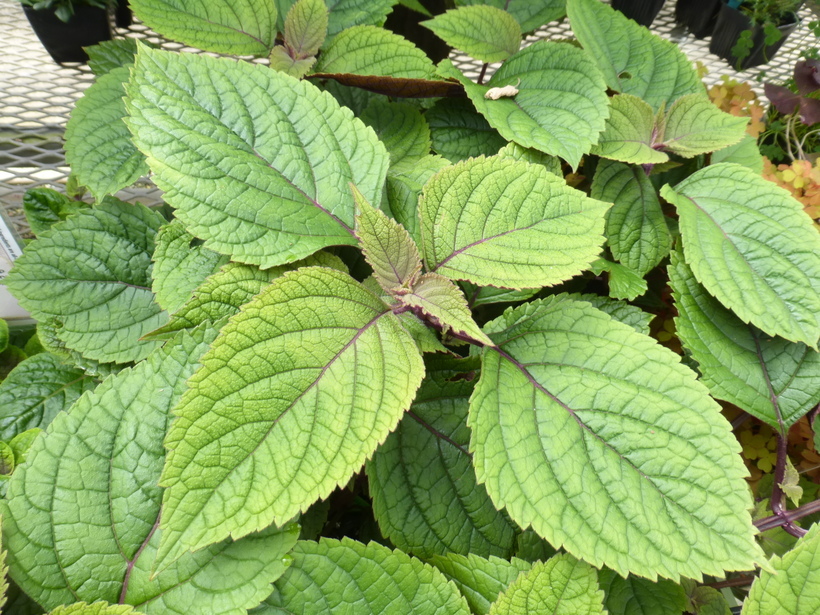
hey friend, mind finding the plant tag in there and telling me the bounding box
[484,78,520,100]
[0,211,29,320]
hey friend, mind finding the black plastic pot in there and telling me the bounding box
[611,0,668,27]
[23,4,112,63]
[115,0,132,28]
[709,2,798,70]
[675,0,722,38]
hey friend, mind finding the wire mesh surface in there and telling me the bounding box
[2,0,819,238]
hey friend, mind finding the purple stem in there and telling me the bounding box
[770,433,808,538]
[755,496,820,532]
[477,63,489,85]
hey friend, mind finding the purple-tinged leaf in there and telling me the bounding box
[764,83,800,116]
[794,59,820,96]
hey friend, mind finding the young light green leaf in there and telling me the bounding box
[0,353,96,441]
[566,293,654,335]
[284,0,328,58]
[387,155,450,247]
[267,538,471,614]
[427,98,506,164]
[594,258,648,301]
[438,40,609,168]
[47,603,141,615]
[598,569,688,615]
[129,0,278,55]
[86,38,141,75]
[157,267,425,567]
[472,295,764,580]
[268,47,317,79]
[488,554,605,615]
[314,26,436,79]
[661,163,820,348]
[3,326,299,613]
[352,184,422,294]
[658,94,748,158]
[420,156,609,289]
[430,553,531,615]
[325,0,396,38]
[5,198,167,364]
[496,142,562,177]
[456,0,566,32]
[669,250,820,433]
[567,0,704,109]
[591,159,671,275]
[8,430,42,467]
[151,220,228,314]
[126,46,389,269]
[742,523,820,615]
[360,99,431,167]
[711,134,764,173]
[590,94,668,165]
[422,6,521,63]
[367,356,515,558]
[22,188,87,237]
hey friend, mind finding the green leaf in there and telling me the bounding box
[430,553,531,615]
[352,184,422,294]
[589,94,668,165]
[566,293,654,335]
[487,554,605,615]
[387,155,450,247]
[5,198,167,364]
[22,188,86,238]
[0,517,7,613]
[360,99,431,167]
[325,0,396,39]
[567,0,704,110]
[0,443,14,476]
[367,355,515,558]
[267,538,471,613]
[711,134,764,174]
[514,530,558,563]
[419,156,608,289]
[496,142,562,177]
[591,159,671,275]
[268,47,317,79]
[284,0,328,58]
[658,94,748,158]
[151,220,228,314]
[669,250,820,432]
[314,25,436,78]
[0,353,96,441]
[462,283,539,308]
[399,0,431,17]
[129,0,278,55]
[86,38,141,75]
[3,326,299,613]
[0,320,7,354]
[598,569,688,615]
[47,603,141,615]
[472,295,764,580]
[422,6,521,63]
[455,0,566,32]
[438,40,609,168]
[590,258,648,300]
[742,523,820,615]
[661,163,820,348]
[427,98,506,163]
[157,267,424,567]
[688,586,732,615]
[8,429,42,467]
[126,46,388,268]
[34,319,124,380]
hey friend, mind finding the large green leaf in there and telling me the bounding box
[567,293,653,335]
[266,538,471,613]
[590,94,667,165]
[386,155,450,246]
[86,38,142,75]
[126,46,388,269]
[742,523,820,615]
[658,94,748,158]
[314,26,436,78]
[5,198,167,364]
[48,604,140,615]
[360,99,431,167]
[487,554,604,615]
[157,267,424,567]
[661,163,820,347]
[567,0,703,110]
[438,40,609,168]
[419,156,608,289]
[471,295,764,580]
[129,0,278,55]
[326,0,397,38]
[0,353,96,441]
[3,326,299,613]
[496,142,562,177]
[711,134,763,173]
[591,159,670,275]
[22,188,87,238]
[367,356,515,558]
[284,0,328,58]
[598,569,688,615]
[422,5,521,63]
[426,98,506,164]
[669,250,820,432]
[455,0,566,31]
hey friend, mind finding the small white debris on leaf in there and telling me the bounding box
[484,78,520,100]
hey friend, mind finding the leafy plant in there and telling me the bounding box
[2,0,820,612]
[18,0,112,23]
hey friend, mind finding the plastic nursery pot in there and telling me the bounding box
[115,0,132,28]
[22,4,112,64]
[611,0,668,27]
[675,0,722,38]
[709,2,799,70]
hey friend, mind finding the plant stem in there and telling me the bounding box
[731,410,752,431]
[766,433,808,538]
[706,575,756,589]
[755,496,820,532]
[477,63,489,85]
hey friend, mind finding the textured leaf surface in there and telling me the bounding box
[360,99,431,167]
[268,538,471,614]
[456,0,566,31]
[126,46,388,268]
[439,40,609,168]
[5,199,167,363]
[129,0,277,55]
[422,6,521,63]
[488,554,605,615]
[496,142,562,176]
[151,221,228,314]
[3,326,299,613]
[471,295,763,579]
[420,156,608,289]
[0,353,96,442]
[590,258,648,300]
[430,554,531,615]
[387,156,450,246]
[598,569,688,615]
[268,48,316,79]
[314,26,436,78]
[22,188,86,238]
[590,94,667,165]
[427,99,506,163]
[463,284,539,308]
[65,67,148,201]
[567,0,703,109]
[661,163,820,347]
[670,251,820,432]
[368,356,514,558]
[158,267,424,566]
[742,523,820,615]
[688,586,731,615]
[325,0,396,38]
[86,38,141,75]
[567,293,653,335]
[284,0,328,58]
[659,95,748,158]
[592,159,670,275]
[48,603,140,615]
[711,134,763,173]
